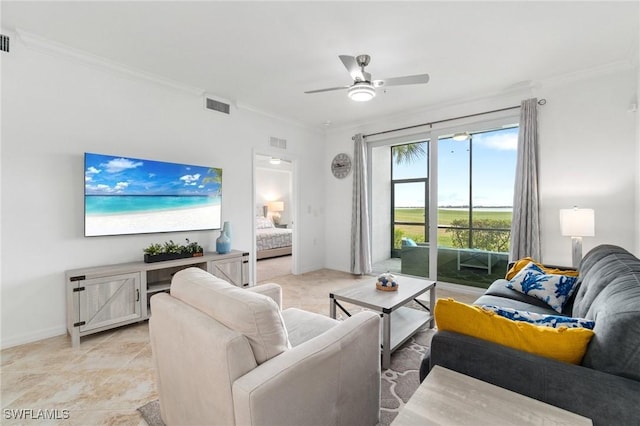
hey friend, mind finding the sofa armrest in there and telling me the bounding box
[427,331,640,426]
[232,311,381,426]
[246,283,282,309]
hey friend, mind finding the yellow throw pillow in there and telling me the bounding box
[434,299,594,364]
[505,257,579,280]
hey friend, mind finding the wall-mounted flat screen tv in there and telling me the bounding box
[84,153,222,237]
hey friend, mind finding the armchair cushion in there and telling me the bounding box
[171,267,291,364]
[281,308,339,347]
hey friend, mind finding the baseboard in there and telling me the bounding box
[1,325,67,350]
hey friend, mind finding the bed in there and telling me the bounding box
[256,216,292,260]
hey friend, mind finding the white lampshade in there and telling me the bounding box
[348,82,376,102]
[268,201,284,212]
[560,208,595,237]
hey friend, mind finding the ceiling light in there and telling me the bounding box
[348,82,376,102]
[269,157,281,165]
[452,132,470,141]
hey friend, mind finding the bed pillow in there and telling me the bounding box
[481,305,595,329]
[506,262,578,313]
[435,298,594,364]
[256,216,274,229]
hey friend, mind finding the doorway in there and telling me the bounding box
[253,154,294,283]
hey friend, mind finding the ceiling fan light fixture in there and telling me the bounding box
[452,132,470,141]
[348,82,376,102]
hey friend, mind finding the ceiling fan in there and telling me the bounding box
[305,54,430,102]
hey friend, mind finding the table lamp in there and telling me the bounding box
[560,207,595,268]
[268,201,284,225]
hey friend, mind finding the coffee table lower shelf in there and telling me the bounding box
[387,307,433,353]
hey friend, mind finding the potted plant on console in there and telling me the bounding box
[143,239,204,263]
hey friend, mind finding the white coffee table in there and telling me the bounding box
[392,366,593,425]
[329,275,436,369]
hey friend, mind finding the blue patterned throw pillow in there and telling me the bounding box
[506,262,578,313]
[481,305,595,329]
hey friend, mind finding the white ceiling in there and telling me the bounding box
[2,1,638,129]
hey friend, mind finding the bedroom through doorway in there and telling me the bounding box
[254,154,294,283]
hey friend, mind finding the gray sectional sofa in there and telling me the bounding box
[420,244,640,425]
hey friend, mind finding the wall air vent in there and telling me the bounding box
[269,137,287,150]
[205,97,230,115]
[0,35,9,53]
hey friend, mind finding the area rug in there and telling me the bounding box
[138,328,434,426]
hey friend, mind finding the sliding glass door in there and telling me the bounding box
[370,121,518,289]
[436,127,517,288]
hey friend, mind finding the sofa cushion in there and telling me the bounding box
[435,298,594,364]
[474,294,559,315]
[483,279,567,311]
[506,257,579,280]
[480,305,595,329]
[572,245,640,381]
[171,267,291,364]
[506,262,578,313]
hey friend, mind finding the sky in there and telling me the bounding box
[84,153,221,196]
[393,127,518,207]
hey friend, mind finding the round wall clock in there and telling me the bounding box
[331,153,352,179]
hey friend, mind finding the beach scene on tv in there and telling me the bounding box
[84,153,222,237]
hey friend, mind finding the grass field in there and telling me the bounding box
[395,208,512,247]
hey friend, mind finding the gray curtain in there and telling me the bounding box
[351,133,372,274]
[510,98,541,261]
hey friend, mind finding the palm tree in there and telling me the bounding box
[392,142,426,165]
[202,168,222,196]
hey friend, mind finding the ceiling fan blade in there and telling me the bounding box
[374,73,430,87]
[304,85,350,94]
[339,55,365,81]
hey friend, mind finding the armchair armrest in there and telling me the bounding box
[428,331,640,426]
[246,283,282,309]
[232,311,381,426]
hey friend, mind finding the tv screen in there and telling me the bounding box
[84,153,222,237]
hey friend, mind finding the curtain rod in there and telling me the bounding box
[354,98,547,140]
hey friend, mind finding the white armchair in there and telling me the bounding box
[149,267,381,426]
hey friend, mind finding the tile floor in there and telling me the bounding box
[1,268,477,425]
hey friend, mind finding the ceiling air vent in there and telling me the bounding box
[0,35,9,53]
[269,137,287,150]
[205,97,230,115]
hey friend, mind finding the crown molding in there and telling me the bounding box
[538,60,635,88]
[16,28,205,96]
[235,101,325,135]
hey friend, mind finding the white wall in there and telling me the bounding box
[0,35,325,348]
[537,66,638,264]
[324,65,638,272]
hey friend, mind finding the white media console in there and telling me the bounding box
[65,250,249,347]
